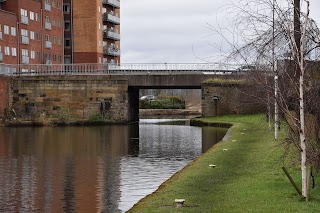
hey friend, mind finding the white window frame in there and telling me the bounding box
[31,50,35,59]
[21,29,28,37]
[45,34,50,41]
[30,11,34,20]
[45,16,50,23]
[63,4,70,13]
[5,46,10,56]
[4,25,9,35]
[22,49,28,57]
[11,47,17,56]
[20,9,28,17]
[36,13,40,22]
[30,31,35,40]
[11,27,16,36]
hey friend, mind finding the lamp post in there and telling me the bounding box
[213,96,219,117]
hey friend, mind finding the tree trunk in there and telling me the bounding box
[299,74,307,198]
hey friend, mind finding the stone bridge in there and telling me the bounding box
[0,63,263,123]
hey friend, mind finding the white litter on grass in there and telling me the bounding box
[232,140,236,142]
[175,199,185,208]
[209,164,216,168]
[223,149,228,151]
[241,133,245,135]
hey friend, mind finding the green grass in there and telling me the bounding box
[128,114,320,213]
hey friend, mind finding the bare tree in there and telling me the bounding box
[207,0,320,199]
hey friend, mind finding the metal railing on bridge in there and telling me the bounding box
[0,63,245,76]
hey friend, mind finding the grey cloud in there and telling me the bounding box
[121,0,320,63]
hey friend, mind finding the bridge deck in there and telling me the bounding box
[0,63,247,76]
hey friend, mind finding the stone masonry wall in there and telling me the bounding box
[0,76,10,118]
[10,76,129,122]
[202,82,265,117]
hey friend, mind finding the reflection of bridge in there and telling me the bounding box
[0,63,246,76]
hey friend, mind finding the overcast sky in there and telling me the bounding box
[121,0,320,64]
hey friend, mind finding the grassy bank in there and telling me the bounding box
[128,114,320,212]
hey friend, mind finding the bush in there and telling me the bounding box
[139,96,185,109]
[88,113,104,123]
[56,107,73,123]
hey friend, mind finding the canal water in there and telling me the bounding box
[0,118,227,212]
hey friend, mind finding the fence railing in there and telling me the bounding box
[0,63,245,76]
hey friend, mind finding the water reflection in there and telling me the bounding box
[0,119,227,212]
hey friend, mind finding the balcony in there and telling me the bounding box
[0,52,3,62]
[103,0,120,8]
[22,56,30,64]
[0,32,2,40]
[45,22,52,30]
[103,13,120,25]
[103,30,120,40]
[103,45,120,56]
[21,36,29,45]
[21,15,29,25]
[45,41,52,49]
[45,3,51,11]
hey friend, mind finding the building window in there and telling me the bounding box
[36,13,40,22]
[64,39,70,47]
[45,16,50,23]
[98,23,101,29]
[98,6,101,13]
[64,22,70,30]
[31,50,35,59]
[45,34,50,41]
[45,52,51,60]
[64,56,71,64]
[57,19,61,27]
[53,54,57,61]
[30,11,34,20]
[52,0,56,8]
[20,9,28,17]
[30,31,35,40]
[4,25,9,35]
[11,27,16,36]
[36,32,41,40]
[52,18,56,26]
[5,46,10,55]
[57,37,61,45]
[63,4,70,12]
[36,51,41,59]
[22,49,28,56]
[21,29,28,37]
[11,48,17,56]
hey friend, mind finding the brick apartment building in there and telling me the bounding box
[0,0,64,65]
[0,0,120,65]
